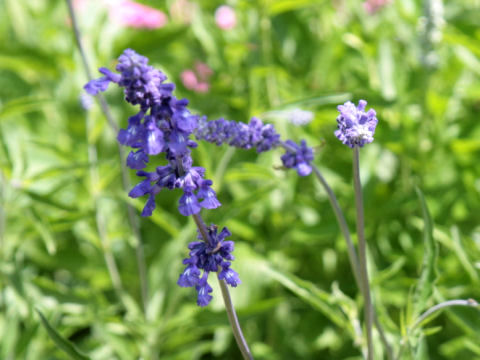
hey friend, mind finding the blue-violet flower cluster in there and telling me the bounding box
[195,117,314,176]
[335,100,378,148]
[85,49,240,306]
[84,49,220,217]
[178,225,240,306]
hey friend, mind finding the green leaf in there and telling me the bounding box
[259,263,349,330]
[412,188,439,318]
[267,0,319,15]
[0,95,51,119]
[36,309,90,360]
[379,39,397,101]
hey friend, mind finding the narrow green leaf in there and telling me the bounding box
[22,189,77,212]
[259,263,348,329]
[450,226,479,283]
[36,309,90,360]
[0,95,51,119]
[412,188,439,318]
[379,38,397,100]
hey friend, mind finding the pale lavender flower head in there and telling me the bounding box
[335,100,378,148]
[287,108,314,126]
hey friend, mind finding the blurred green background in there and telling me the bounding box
[1,0,480,359]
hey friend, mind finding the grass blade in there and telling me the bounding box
[36,309,90,360]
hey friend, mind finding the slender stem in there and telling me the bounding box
[353,147,374,360]
[191,214,253,360]
[312,164,393,360]
[396,299,479,360]
[311,165,361,288]
[86,109,125,302]
[217,273,254,360]
[413,298,479,330]
[66,0,149,314]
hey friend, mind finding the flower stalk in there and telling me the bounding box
[353,147,374,360]
[66,0,150,311]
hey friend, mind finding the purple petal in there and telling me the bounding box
[178,191,201,216]
[84,77,111,95]
[126,149,149,169]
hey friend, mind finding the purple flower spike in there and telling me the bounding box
[195,116,281,153]
[335,100,378,148]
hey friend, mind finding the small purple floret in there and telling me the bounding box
[281,140,314,176]
[177,225,240,306]
[335,100,378,148]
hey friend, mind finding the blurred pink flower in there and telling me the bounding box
[195,62,213,81]
[214,5,236,30]
[195,82,210,93]
[73,0,89,12]
[181,63,213,93]
[109,0,167,29]
[363,0,391,14]
[181,70,198,90]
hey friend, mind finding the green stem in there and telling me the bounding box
[191,214,254,360]
[311,164,393,360]
[353,147,374,360]
[66,0,149,314]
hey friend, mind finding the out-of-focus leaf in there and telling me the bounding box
[259,263,349,329]
[450,226,479,283]
[36,309,90,360]
[412,188,438,318]
[27,208,56,255]
[267,0,320,15]
[22,189,77,212]
[379,39,397,101]
[0,95,51,119]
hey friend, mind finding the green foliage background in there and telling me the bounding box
[1,0,480,359]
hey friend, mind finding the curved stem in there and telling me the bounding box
[353,147,374,360]
[312,163,393,359]
[396,299,479,360]
[191,214,253,360]
[311,165,361,288]
[66,0,149,314]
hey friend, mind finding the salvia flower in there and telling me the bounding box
[178,225,240,306]
[335,100,378,148]
[195,116,281,153]
[85,49,238,307]
[195,116,314,176]
[84,49,220,217]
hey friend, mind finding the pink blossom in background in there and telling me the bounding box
[181,70,198,90]
[181,63,213,93]
[363,0,392,14]
[214,5,237,30]
[109,0,167,29]
[195,62,213,81]
[194,82,210,93]
[73,0,89,12]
